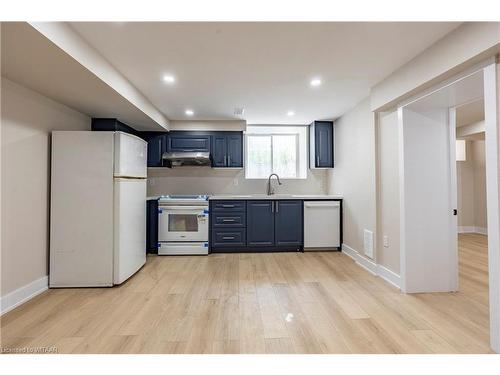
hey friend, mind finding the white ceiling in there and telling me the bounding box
[1,22,165,130]
[69,22,460,125]
[456,98,484,127]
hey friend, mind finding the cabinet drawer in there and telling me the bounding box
[212,229,246,247]
[211,200,246,212]
[212,212,246,227]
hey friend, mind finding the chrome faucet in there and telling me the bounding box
[267,173,282,195]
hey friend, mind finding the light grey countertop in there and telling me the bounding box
[208,194,343,200]
[147,194,343,200]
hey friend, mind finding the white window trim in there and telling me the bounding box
[244,132,301,180]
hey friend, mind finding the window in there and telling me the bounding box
[245,126,307,179]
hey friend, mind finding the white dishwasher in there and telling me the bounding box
[304,200,341,250]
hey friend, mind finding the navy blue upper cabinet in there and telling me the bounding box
[211,134,227,167]
[142,130,243,168]
[166,132,211,152]
[146,134,167,167]
[227,133,243,167]
[310,121,334,168]
[211,132,243,168]
[275,200,303,247]
[246,201,275,247]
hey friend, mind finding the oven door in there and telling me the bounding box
[158,205,209,242]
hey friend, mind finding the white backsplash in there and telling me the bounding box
[147,167,328,196]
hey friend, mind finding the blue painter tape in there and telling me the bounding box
[203,209,209,214]
[203,242,208,247]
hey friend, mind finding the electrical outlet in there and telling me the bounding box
[149,178,155,186]
[383,235,389,248]
[233,178,239,186]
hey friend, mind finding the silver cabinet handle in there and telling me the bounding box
[222,204,235,208]
[271,201,274,213]
[222,236,235,240]
[228,155,231,166]
[222,219,235,222]
[316,155,320,166]
[276,201,279,213]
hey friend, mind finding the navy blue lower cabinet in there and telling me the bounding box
[211,200,246,212]
[212,228,246,247]
[246,201,275,247]
[209,199,305,252]
[274,200,303,247]
[212,211,246,227]
[146,199,159,254]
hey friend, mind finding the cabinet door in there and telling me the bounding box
[147,135,165,167]
[146,199,159,253]
[275,200,303,247]
[226,132,243,167]
[211,134,227,167]
[315,122,333,168]
[246,201,274,247]
[166,133,211,152]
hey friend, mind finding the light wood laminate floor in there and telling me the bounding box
[0,233,491,353]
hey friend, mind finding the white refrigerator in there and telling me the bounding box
[50,131,147,287]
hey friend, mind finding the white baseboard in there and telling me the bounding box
[376,264,401,289]
[342,244,401,289]
[458,226,488,235]
[475,226,488,235]
[0,276,48,315]
[342,244,377,275]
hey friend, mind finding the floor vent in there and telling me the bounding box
[364,229,374,259]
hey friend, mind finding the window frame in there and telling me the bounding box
[244,132,301,180]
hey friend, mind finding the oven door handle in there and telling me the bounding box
[160,205,208,211]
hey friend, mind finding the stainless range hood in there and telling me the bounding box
[162,151,211,167]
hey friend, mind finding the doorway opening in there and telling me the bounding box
[396,62,499,352]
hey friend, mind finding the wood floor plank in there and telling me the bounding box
[0,233,491,353]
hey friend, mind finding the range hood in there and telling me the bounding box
[162,151,211,167]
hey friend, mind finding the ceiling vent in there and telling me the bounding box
[234,107,245,116]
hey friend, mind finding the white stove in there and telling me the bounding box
[157,195,209,255]
[158,195,209,205]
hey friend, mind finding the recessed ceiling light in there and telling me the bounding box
[163,75,176,84]
[185,109,194,116]
[310,78,322,87]
[287,111,295,116]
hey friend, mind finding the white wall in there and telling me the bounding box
[148,168,327,196]
[326,98,376,258]
[473,140,488,230]
[457,141,476,227]
[371,22,500,111]
[457,139,487,232]
[169,120,246,131]
[376,110,401,274]
[1,78,90,297]
[399,107,456,293]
